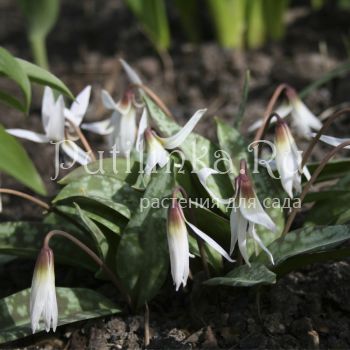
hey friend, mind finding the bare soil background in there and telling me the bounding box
[0,0,350,349]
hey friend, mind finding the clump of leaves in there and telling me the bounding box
[0,53,350,345]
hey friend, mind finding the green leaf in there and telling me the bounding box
[59,157,140,185]
[0,90,26,113]
[307,159,350,183]
[174,0,200,42]
[0,287,119,344]
[0,47,31,112]
[74,203,109,259]
[0,125,46,195]
[17,58,74,99]
[125,0,170,51]
[116,166,175,308]
[234,69,250,128]
[188,200,231,248]
[146,96,233,209]
[0,221,96,272]
[204,263,276,287]
[18,0,59,68]
[18,0,59,39]
[54,175,142,219]
[216,118,248,178]
[207,0,246,48]
[52,203,127,237]
[246,0,266,49]
[74,203,121,279]
[254,225,350,268]
[263,0,289,41]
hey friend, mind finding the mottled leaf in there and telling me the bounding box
[0,287,119,344]
[254,224,350,268]
[54,175,141,219]
[204,263,276,287]
[59,157,140,185]
[0,221,96,272]
[116,166,174,308]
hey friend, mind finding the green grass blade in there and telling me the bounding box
[125,0,170,51]
[207,0,246,48]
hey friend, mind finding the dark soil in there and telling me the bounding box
[1,0,350,349]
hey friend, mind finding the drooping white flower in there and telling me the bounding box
[82,90,137,157]
[310,133,350,149]
[167,195,234,290]
[137,108,206,175]
[231,163,276,266]
[80,58,143,147]
[275,119,307,198]
[7,87,91,165]
[287,91,322,138]
[197,161,276,266]
[30,247,58,333]
[248,87,322,138]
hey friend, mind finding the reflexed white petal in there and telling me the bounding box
[167,217,189,291]
[247,104,292,132]
[101,90,118,110]
[69,85,91,126]
[81,119,114,135]
[239,195,276,232]
[136,108,148,153]
[275,103,293,118]
[302,165,311,181]
[161,109,206,149]
[42,86,56,133]
[60,140,92,165]
[237,212,250,266]
[313,134,350,149]
[185,220,234,262]
[196,167,232,205]
[144,141,169,175]
[120,58,143,85]
[109,108,136,156]
[46,96,65,141]
[248,224,274,265]
[6,129,50,143]
[291,99,322,137]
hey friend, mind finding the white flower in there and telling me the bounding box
[167,195,234,290]
[197,161,276,266]
[137,108,206,175]
[80,58,143,151]
[275,119,308,198]
[248,88,322,138]
[231,165,276,266]
[7,87,91,165]
[64,86,91,128]
[288,94,322,138]
[82,90,137,157]
[310,133,350,149]
[30,247,58,333]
